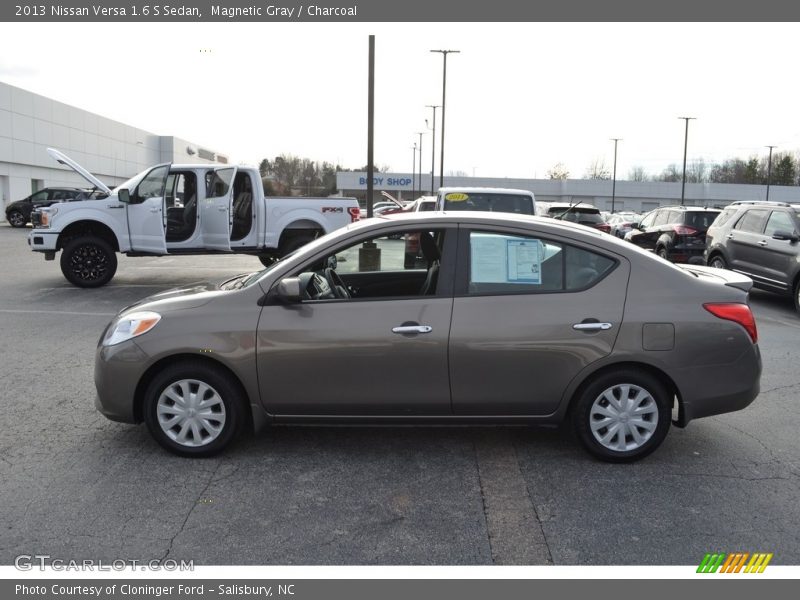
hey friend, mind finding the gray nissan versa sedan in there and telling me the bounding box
[94,212,761,462]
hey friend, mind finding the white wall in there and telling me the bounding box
[0,82,226,221]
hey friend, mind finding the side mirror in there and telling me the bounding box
[772,229,799,243]
[118,188,130,204]
[275,277,302,303]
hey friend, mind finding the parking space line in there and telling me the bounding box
[0,309,116,317]
[474,432,553,565]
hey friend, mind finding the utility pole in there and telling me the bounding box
[430,49,460,189]
[610,138,621,214]
[679,117,695,206]
[766,145,777,202]
[425,105,439,194]
[416,132,424,196]
[411,142,417,201]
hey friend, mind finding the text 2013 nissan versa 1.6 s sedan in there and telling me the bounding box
[94,212,762,462]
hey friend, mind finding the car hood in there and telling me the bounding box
[118,281,229,316]
[678,264,754,293]
[47,148,112,195]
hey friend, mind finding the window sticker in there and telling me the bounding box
[470,233,543,285]
[445,193,469,202]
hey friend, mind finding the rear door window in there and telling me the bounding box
[734,209,768,234]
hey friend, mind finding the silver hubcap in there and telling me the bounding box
[710,257,724,269]
[589,383,659,452]
[156,379,226,447]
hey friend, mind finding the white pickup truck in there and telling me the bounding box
[29,149,361,287]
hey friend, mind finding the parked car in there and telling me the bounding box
[625,205,721,262]
[537,202,611,233]
[436,187,535,214]
[704,200,800,312]
[607,212,641,238]
[94,212,761,462]
[5,187,89,227]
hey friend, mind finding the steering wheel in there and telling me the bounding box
[323,267,351,299]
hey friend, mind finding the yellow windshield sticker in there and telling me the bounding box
[445,193,469,202]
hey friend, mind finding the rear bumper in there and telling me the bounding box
[676,344,762,425]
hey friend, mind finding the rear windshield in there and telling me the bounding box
[444,193,534,215]
[685,211,721,230]
[549,207,603,224]
[418,202,436,212]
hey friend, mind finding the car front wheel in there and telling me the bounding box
[794,279,800,314]
[144,361,247,457]
[572,369,672,462]
[7,210,26,227]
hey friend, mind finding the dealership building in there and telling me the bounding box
[336,171,799,213]
[0,81,227,222]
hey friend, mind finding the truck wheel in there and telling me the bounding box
[60,236,118,288]
[279,234,315,257]
[7,210,26,228]
[258,255,277,268]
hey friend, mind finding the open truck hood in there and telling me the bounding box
[47,148,112,195]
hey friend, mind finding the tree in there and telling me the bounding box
[769,153,797,186]
[547,162,569,180]
[656,164,681,182]
[628,166,649,182]
[584,158,610,180]
[258,158,271,177]
[686,158,708,183]
[744,157,761,184]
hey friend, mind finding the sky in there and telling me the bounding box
[2,22,800,180]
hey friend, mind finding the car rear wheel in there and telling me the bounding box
[708,254,727,270]
[280,233,316,257]
[657,246,669,261]
[794,279,800,314]
[7,210,26,228]
[60,236,118,287]
[572,368,672,462]
[144,361,247,457]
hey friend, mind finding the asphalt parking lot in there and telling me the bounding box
[0,224,798,566]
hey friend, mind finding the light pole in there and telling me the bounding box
[411,142,417,201]
[416,132,424,196]
[765,145,777,202]
[610,138,621,214]
[425,105,439,194]
[431,49,460,189]
[679,117,695,206]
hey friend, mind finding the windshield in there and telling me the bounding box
[444,193,534,214]
[114,167,153,193]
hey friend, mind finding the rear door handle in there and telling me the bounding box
[757,240,768,246]
[392,325,432,334]
[726,234,734,239]
[149,207,160,213]
[218,206,228,212]
[572,322,613,331]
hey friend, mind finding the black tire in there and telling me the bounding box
[258,254,277,268]
[656,246,669,261]
[7,210,26,228]
[60,236,118,288]
[708,254,727,270]
[571,368,672,463]
[143,361,247,457]
[794,278,800,315]
[279,233,316,257]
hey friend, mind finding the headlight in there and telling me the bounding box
[40,207,58,227]
[103,311,162,346]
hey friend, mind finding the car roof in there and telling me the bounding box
[653,205,721,212]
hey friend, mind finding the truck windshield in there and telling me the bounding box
[444,193,533,214]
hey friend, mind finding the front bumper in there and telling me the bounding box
[94,339,150,424]
[28,230,59,252]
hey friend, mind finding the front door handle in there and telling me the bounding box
[218,206,228,212]
[392,325,432,334]
[572,322,613,331]
[757,240,768,247]
[149,207,160,213]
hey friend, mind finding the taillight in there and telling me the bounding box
[348,207,361,222]
[703,303,758,343]
[673,225,698,235]
[596,223,611,233]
